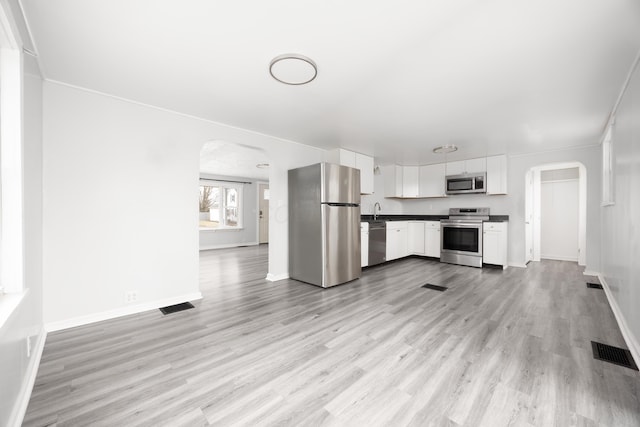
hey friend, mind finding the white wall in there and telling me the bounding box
[199,173,259,250]
[364,145,601,269]
[360,171,406,215]
[42,81,324,328]
[601,57,640,357]
[0,62,44,426]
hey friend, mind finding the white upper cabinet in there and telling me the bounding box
[446,157,486,176]
[445,160,465,176]
[338,149,357,168]
[402,166,419,198]
[383,165,419,198]
[383,165,403,197]
[355,153,374,194]
[384,155,505,199]
[418,163,446,198]
[486,154,507,195]
[330,148,374,194]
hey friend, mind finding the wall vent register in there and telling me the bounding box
[591,341,638,370]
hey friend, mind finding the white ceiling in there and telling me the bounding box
[200,141,270,180]
[20,0,640,165]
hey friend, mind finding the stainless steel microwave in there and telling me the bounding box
[445,173,486,195]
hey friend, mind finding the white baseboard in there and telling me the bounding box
[508,262,528,268]
[8,328,47,427]
[45,292,203,332]
[266,273,289,282]
[540,255,579,262]
[199,242,258,251]
[598,274,640,368]
[583,270,600,277]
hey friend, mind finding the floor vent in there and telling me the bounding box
[159,302,195,315]
[591,341,638,370]
[586,282,603,289]
[422,284,448,292]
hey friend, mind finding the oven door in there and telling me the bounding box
[440,220,483,256]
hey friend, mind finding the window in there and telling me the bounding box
[199,181,243,229]
[0,7,26,325]
[602,125,615,206]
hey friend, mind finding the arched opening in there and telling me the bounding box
[198,140,270,292]
[525,162,587,266]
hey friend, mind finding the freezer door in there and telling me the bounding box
[322,204,361,287]
[321,163,361,204]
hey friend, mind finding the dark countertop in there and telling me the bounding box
[361,214,509,222]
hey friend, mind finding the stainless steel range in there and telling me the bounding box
[440,207,490,268]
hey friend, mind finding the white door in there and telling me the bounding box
[540,178,579,261]
[258,183,269,244]
[525,170,533,263]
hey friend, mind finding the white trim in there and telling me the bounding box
[199,242,258,251]
[528,162,586,267]
[598,274,640,369]
[199,227,245,232]
[8,328,46,427]
[604,48,640,128]
[582,270,600,277]
[266,272,289,282]
[508,262,528,269]
[257,182,269,245]
[0,45,25,293]
[0,1,20,48]
[45,79,325,151]
[45,292,203,332]
[0,289,26,328]
[540,255,578,262]
[509,143,600,159]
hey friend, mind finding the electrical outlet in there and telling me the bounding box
[26,336,32,358]
[124,291,139,304]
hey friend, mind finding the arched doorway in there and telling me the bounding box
[198,140,271,290]
[525,162,587,265]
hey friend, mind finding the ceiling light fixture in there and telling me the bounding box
[269,53,317,85]
[256,163,270,169]
[432,144,458,154]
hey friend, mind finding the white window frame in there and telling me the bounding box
[0,1,26,325]
[601,125,615,206]
[199,180,244,231]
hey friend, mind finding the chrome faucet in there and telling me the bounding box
[373,202,381,220]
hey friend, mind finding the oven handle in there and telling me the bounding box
[441,221,483,228]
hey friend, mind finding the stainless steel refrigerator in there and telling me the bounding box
[288,163,361,288]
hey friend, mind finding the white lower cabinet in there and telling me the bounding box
[386,221,408,261]
[408,222,425,255]
[424,221,441,258]
[361,222,369,267]
[483,221,508,267]
[407,221,440,257]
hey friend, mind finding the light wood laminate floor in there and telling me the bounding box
[25,246,640,426]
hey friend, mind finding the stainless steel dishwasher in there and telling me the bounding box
[368,221,386,266]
